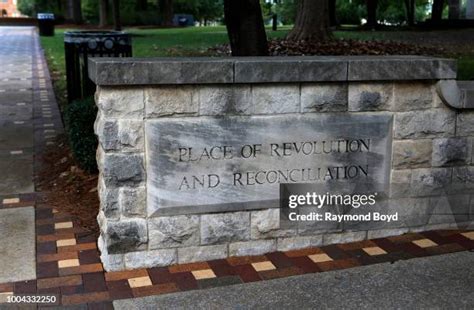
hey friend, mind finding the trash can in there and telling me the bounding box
[37,13,55,36]
[64,31,132,103]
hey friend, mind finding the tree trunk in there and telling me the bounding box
[287,0,331,41]
[99,0,108,28]
[159,0,174,27]
[223,0,268,56]
[73,0,83,24]
[137,0,148,10]
[447,0,460,19]
[404,0,415,26]
[431,0,445,23]
[329,0,337,27]
[112,0,121,31]
[366,0,378,29]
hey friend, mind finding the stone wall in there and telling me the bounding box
[90,57,474,271]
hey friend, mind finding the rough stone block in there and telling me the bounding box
[392,139,432,169]
[96,87,144,118]
[457,112,474,136]
[394,109,456,139]
[298,206,343,235]
[393,82,434,111]
[149,215,200,249]
[348,83,393,111]
[104,219,148,254]
[432,138,469,167]
[198,85,251,115]
[98,182,120,220]
[390,169,412,198]
[177,245,227,264]
[94,115,118,151]
[201,212,250,245]
[250,85,299,114]
[452,167,474,193]
[323,231,367,245]
[117,120,144,152]
[124,249,177,269]
[145,86,198,117]
[228,239,276,257]
[301,83,348,112]
[411,168,452,197]
[250,208,296,239]
[99,248,125,272]
[277,236,322,252]
[102,153,145,187]
[428,195,470,225]
[120,187,146,218]
[389,198,431,227]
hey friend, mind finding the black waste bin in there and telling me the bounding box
[37,13,55,36]
[64,31,132,103]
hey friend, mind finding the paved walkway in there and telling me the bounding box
[0,26,62,285]
[115,251,474,309]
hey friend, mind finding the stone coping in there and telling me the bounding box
[88,56,456,86]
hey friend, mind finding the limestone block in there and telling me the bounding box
[177,245,228,264]
[104,219,148,254]
[101,153,145,187]
[201,212,250,245]
[96,87,144,118]
[149,215,200,249]
[322,231,367,245]
[348,83,393,111]
[432,138,469,167]
[457,112,474,136]
[229,239,276,257]
[394,109,455,139]
[145,86,198,117]
[411,168,452,197]
[120,187,146,218]
[124,249,177,269]
[250,208,296,239]
[277,236,323,252]
[301,83,348,112]
[250,85,299,114]
[198,85,251,115]
[393,82,434,111]
[392,139,432,169]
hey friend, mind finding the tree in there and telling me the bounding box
[366,0,378,29]
[431,0,444,23]
[223,0,268,56]
[404,0,416,26]
[159,0,174,26]
[287,0,331,41]
[447,0,460,19]
[112,0,121,30]
[99,0,108,28]
[72,0,83,24]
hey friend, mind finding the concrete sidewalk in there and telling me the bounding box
[115,251,474,310]
[0,26,62,285]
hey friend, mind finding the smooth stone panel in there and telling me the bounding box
[348,56,456,81]
[146,114,393,216]
[0,207,36,283]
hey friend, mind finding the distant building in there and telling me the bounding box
[0,0,20,17]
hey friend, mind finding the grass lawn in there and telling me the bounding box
[40,25,474,107]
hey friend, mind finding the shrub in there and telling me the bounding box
[65,96,98,173]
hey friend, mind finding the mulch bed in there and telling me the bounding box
[209,38,445,56]
[36,135,100,237]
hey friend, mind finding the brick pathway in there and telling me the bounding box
[0,26,473,309]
